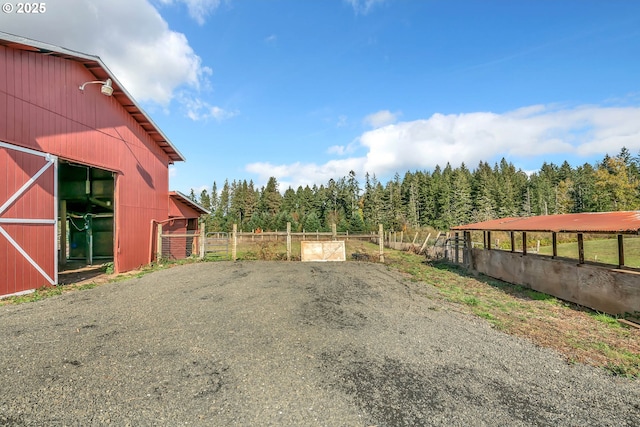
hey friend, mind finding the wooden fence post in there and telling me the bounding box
[199,223,205,259]
[332,223,337,241]
[286,222,291,261]
[232,223,237,261]
[379,223,384,263]
[156,223,163,262]
[419,233,431,254]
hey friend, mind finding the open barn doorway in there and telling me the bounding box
[57,161,115,284]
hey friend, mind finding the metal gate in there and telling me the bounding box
[205,232,229,258]
[0,141,58,296]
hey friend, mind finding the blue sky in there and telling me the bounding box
[2,0,639,194]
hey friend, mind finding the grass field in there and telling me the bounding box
[537,236,640,268]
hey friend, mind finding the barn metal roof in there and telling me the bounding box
[0,32,185,163]
[451,211,640,235]
[169,191,211,215]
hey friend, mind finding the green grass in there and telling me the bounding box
[537,236,640,267]
[2,286,63,304]
[590,312,622,328]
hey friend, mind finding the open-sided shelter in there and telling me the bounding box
[0,32,186,297]
[451,211,640,316]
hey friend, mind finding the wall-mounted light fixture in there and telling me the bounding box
[79,78,113,96]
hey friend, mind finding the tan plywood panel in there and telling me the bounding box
[301,241,345,262]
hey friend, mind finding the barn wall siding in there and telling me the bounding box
[0,45,172,277]
[169,197,202,219]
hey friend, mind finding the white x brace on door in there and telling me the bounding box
[0,141,58,295]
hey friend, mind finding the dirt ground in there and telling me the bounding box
[1,261,638,426]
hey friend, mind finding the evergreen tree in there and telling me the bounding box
[303,211,322,232]
[258,177,282,217]
[573,163,597,212]
[471,161,496,221]
[451,164,472,226]
[199,189,211,212]
[210,182,219,213]
[212,180,230,231]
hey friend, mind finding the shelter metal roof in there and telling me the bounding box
[170,191,210,215]
[451,211,640,235]
[0,32,185,163]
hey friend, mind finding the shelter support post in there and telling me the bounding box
[454,232,459,264]
[552,232,557,258]
[617,234,624,268]
[463,231,471,268]
[522,232,527,255]
[487,231,491,250]
[510,231,515,253]
[577,233,584,264]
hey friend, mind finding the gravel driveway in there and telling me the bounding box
[1,261,638,426]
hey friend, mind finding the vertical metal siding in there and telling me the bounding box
[168,197,202,219]
[0,45,171,284]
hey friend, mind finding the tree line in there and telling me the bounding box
[189,148,640,233]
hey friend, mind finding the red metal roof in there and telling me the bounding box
[0,32,185,163]
[451,211,640,234]
[169,191,210,216]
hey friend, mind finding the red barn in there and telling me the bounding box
[0,32,187,297]
[158,191,210,260]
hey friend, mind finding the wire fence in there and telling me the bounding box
[159,231,200,260]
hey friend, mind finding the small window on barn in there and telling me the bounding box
[188,218,198,231]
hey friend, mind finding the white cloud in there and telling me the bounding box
[246,158,366,190]
[327,139,359,156]
[0,0,212,106]
[264,34,277,44]
[155,0,222,25]
[345,0,386,15]
[363,110,401,128]
[245,104,640,189]
[179,95,237,121]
